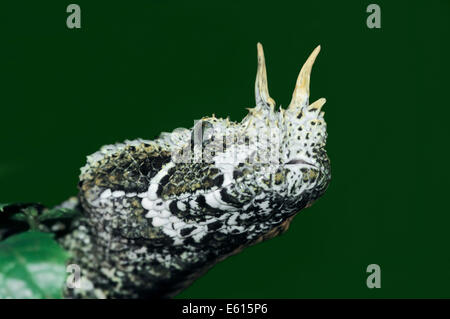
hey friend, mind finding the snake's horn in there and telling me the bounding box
[255,43,275,108]
[308,98,327,113]
[288,45,321,110]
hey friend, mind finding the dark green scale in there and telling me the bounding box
[80,142,172,195]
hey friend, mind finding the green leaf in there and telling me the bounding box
[9,207,40,230]
[0,203,81,234]
[39,208,81,222]
[0,231,70,299]
[9,213,27,222]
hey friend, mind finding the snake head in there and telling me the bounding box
[71,43,331,298]
[237,43,330,210]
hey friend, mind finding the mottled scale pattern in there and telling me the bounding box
[60,43,331,298]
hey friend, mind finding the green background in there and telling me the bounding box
[1,0,449,298]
